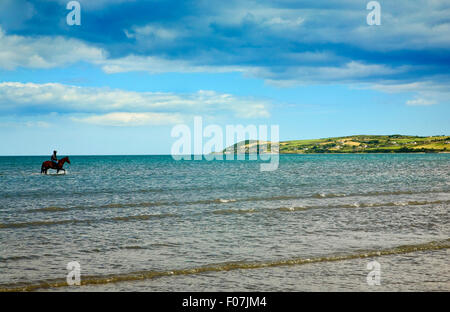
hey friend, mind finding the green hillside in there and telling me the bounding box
[222,135,450,154]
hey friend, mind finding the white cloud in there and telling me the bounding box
[370,81,450,106]
[0,18,448,108]
[99,54,243,74]
[0,27,104,70]
[0,82,271,125]
[0,119,51,128]
[0,26,408,85]
[73,112,183,126]
[25,121,51,128]
[128,25,178,40]
[101,54,405,88]
[0,27,239,74]
[264,16,305,27]
[406,98,436,106]
[255,61,406,87]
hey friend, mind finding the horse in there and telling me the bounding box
[41,156,71,175]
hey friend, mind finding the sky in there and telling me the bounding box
[0,0,449,155]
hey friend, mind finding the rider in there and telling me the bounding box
[51,150,58,166]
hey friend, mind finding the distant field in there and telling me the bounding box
[222,135,450,154]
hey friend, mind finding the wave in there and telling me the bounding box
[120,245,146,250]
[212,208,257,215]
[3,173,450,208]
[6,199,449,230]
[24,202,169,213]
[27,206,68,213]
[1,239,448,292]
[210,199,449,215]
[0,255,40,263]
[312,193,346,198]
[276,199,450,212]
[1,183,252,199]
[111,213,175,222]
[22,188,450,214]
[216,199,237,203]
[81,242,181,253]
[0,219,77,229]
[0,213,176,229]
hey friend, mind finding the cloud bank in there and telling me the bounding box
[0,82,271,125]
[0,1,449,107]
[1,1,449,82]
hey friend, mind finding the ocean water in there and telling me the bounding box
[0,154,448,291]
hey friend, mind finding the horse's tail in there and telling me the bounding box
[41,163,45,174]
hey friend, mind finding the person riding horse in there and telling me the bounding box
[51,150,58,166]
[41,151,70,174]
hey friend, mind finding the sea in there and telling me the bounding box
[0,154,448,291]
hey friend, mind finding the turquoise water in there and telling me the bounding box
[0,154,449,291]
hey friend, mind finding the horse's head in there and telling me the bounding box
[60,156,70,165]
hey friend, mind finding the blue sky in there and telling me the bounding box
[0,0,449,155]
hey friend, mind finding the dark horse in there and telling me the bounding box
[41,157,71,175]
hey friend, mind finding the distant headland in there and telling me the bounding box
[221,135,450,154]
